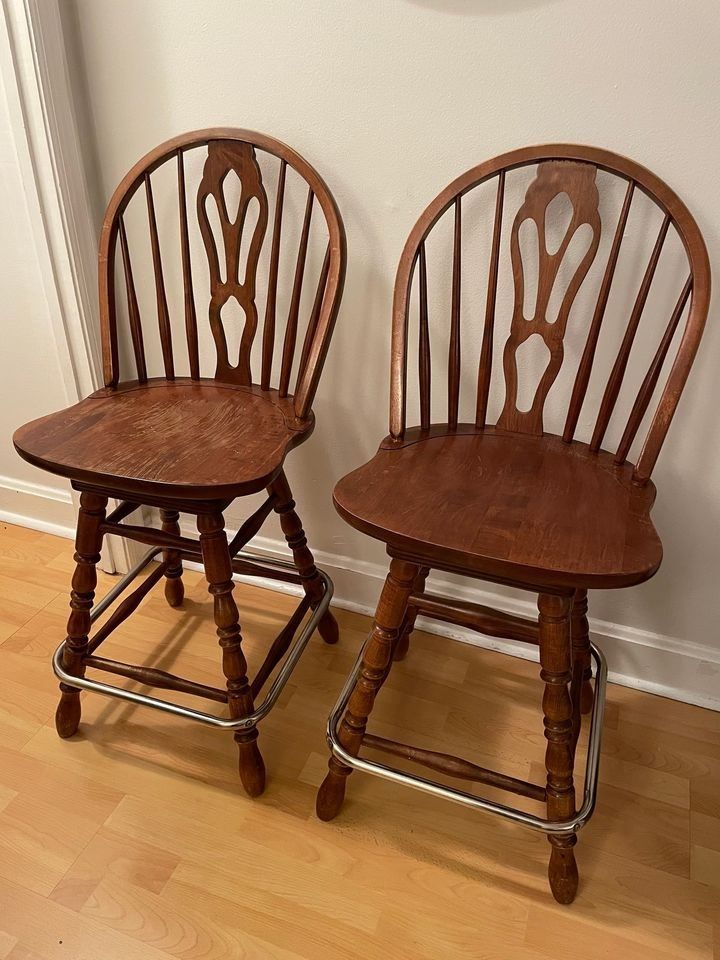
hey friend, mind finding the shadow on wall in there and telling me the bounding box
[403,0,562,13]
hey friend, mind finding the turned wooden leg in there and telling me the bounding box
[574,589,593,715]
[393,567,428,662]
[160,508,184,607]
[270,471,338,645]
[198,510,265,797]
[538,592,578,905]
[56,491,107,739]
[570,589,593,748]
[316,558,418,821]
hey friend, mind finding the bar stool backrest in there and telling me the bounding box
[99,128,346,423]
[389,145,710,483]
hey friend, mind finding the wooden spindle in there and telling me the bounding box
[362,734,547,802]
[475,170,504,427]
[262,159,286,390]
[87,560,170,653]
[279,187,314,398]
[563,179,634,442]
[448,196,462,430]
[316,559,418,821]
[538,592,578,904]
[104,500,139,526]
[101,225,120,387]
[100,521,196,553]
[118,215,147,382]
[250,595,312,697]
[177,149,199,380]
[298,244,330,383]
[198,510,264,797]
[145,173,174,379]
[590,212,671,452]
[55,491,107,738]
[84,655,228,703]
[615,276,692,463]
[411,590,539,644]
[418,242,431,431]
[226,494,277,557]
[270,469,337,642]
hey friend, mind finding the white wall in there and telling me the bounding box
[0,16,75,533]
[52,0,720,705]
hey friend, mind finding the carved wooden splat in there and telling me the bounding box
[498,161,601,435]
[197,141,269,385]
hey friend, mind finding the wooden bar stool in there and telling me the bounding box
[14,128,345,797]
[317,144,710,901]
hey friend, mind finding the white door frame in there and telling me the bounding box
[1,0,136,571]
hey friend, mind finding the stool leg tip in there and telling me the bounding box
[164,578,184,608]
[55,690,81,739]
[237,737,266,798]
[318,611,339,645]
[316,766,348,821]
[548,845,579,904]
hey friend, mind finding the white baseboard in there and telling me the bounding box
[180,522,720,714]
[0,474,75,538]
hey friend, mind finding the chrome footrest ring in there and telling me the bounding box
[53,547,334,731]
[326,638,607,837]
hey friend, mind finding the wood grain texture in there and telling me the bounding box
[0,523,718,958]
[497,160,601,436]
[334,429,661,590]
[14,380,312,501]
[197,140,269,386]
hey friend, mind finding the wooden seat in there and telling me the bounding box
[13,128,346,798]
[334,429,661,590]
[316,144,710,904]
[15,380,312,501]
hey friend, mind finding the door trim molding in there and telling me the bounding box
[0,0,133,570]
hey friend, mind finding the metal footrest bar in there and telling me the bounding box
[326,639,607,837]
[53,548,333,731]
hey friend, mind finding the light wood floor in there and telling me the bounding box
[0,521,718,959]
